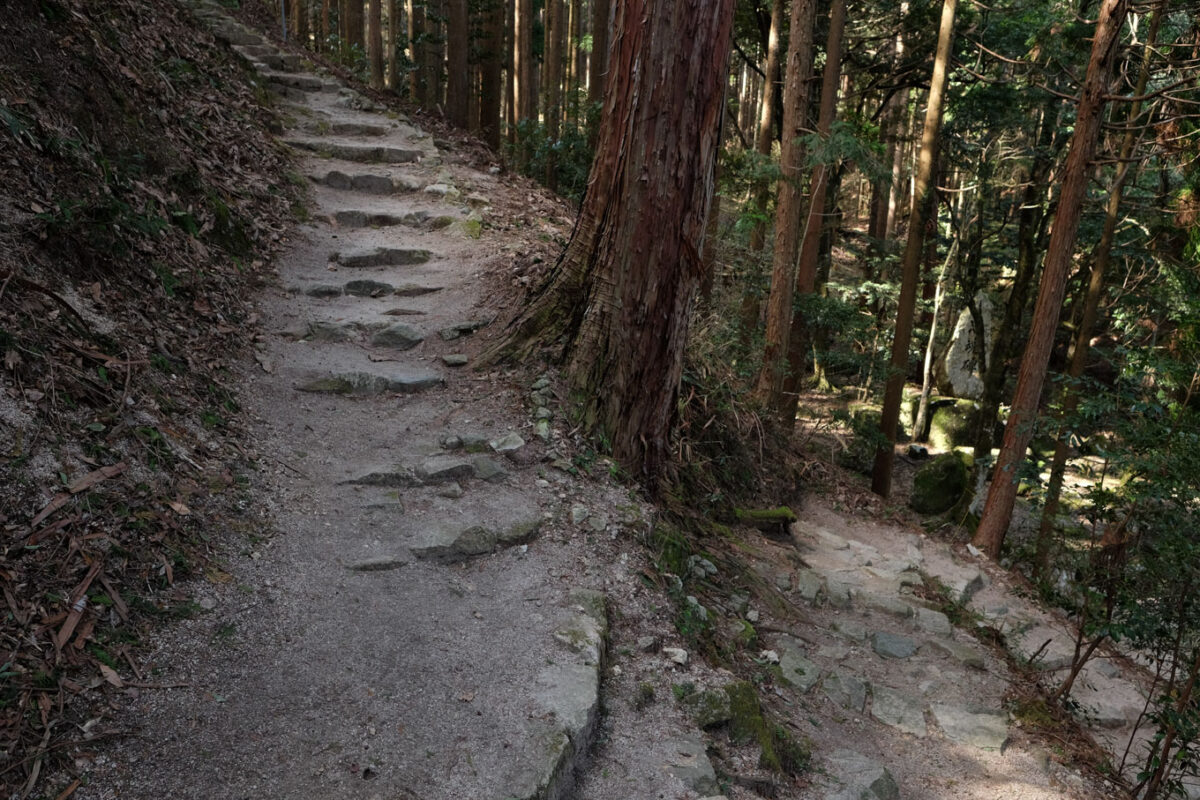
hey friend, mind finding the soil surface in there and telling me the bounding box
[69,4,1157,800]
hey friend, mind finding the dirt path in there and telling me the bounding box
[73,5,1161,800]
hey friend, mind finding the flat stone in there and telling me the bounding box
[534,407,552,420]
[801,524,850,550]
[305,320,356,341]
[344,465,419,487]
[871,686,927,737]
[371,322,424,350]
[471,456,508,482]
[393,283,442,297]
[333,247,432,268]
[410,515,541,562]
[833,619,869,642]
[822,672,868,712]
[304,283,343,297]
[442,354,469,366]
[490,432,526,454]
[931,704,1008,750]
[439,318,494,341]
[862,593,914,619]
[437,482,464,499]
[283,138,423,163]
[663,647,689,665]
[344,279,393,296]
[795,568,826,604]
[681,689,732,729]
[570,505,590,524]
[824,750,900,800]
[346,555,409,572]
[778,640,822,693]
[825,579,854,608]
[915,607,953,636]
[664,737,718,795]
[535,420,551,441]
[871,631,917,659]
[931,563,988,604]
[459,433,490,452]
[922,638,986,670]
[416,455,475,483]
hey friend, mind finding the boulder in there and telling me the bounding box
[934,293,997,399]
[909,453,968,515]
[927,398,981,452]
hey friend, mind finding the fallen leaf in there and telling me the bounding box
[168,501,191,516]
[98,663,124,688]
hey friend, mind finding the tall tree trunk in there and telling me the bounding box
[913,242,956,441]
[320,0,331,51]
[515,0,535,121]
[1033,0,1165,574]
[505,0,516,141]
[753,0,817,413]
[408,0,430,106]
[479,0,503,148]
[344,0,364,52]
[544,0,565,190]
[870,0,957,497]
[569,0,583,127]
[780,0,847,420]
[972,0,1129,558]
[291,0,309,48]
[446,0,469,127]
[483,0,735,484]
[588,0,611,109]
[386,0,400,88]
[368,0,384,88]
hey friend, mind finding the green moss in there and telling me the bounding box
[635,682,656,710]
[910,453,968,514]
[725,680,810,775]
[726,680,765,746]
[733,507,798,526]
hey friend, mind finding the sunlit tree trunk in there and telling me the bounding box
[754,0,816,413]
[871,0,957,497]
[973,0,1130,557]
[483,0,735,484]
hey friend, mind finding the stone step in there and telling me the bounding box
[301,120,392,137]
[294,369,443,396]
[211,22,261,46]
[283,138,423,163]
[233,43,274,58]
[260,52,304,72]
[327,209,432,228]
[308,168,421,194]
[264,72,324,92]
[331,247,433,268]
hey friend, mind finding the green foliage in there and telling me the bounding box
[506,114,597,204]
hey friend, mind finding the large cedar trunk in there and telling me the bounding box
[543,0,565,190]
[479,0,503,149]
[368,0,384,88]
[973,0,1129,557]
[484,0,735,484]
[445,0,469,127]
[753,0,816,411]
[588,0,610,109]
[515,0,535,122]
[386,0,399,89]
[343,0,364,50]
[407,0,429,106]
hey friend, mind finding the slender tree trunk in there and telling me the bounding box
[913,241,957,442]
[320,0,331,51]
[408,0,429,106]
[746,0,783,253]
[973,0,1129,558]
[754,0,817,413]
[1034,0,1165,574]
[386,0,400,89]
[368,0,384,88]
[515,0,535,121]
[505,0,516,141]
[544,0,565,190]
[780,0,847,420]
[479,0,503,148]
[588,0,611,109]
[483,0,735,484]
[870,0,957,497]
[291,0,308,48]
[445,0,469,127]
[569,0,583,127]
[345,0,364,51]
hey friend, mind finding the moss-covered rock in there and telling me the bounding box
[928,398,980,451]
[909,452,968,514]
[680,688,732,729]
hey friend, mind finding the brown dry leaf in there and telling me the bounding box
[168,500,191,516]
[98,664,124,688]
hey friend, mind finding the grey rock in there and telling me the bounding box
[871,631,918,659]
[871,686,927,737]
[344,465,419,487]
[636,635,658,652]
[931,704,1008,749]
[442,354,469,367]
[795,568,826,604]
[305,320,357,342]
[344,279,393,296]
[393,283,442,297]
[304,283,344,297]
[282,138,423,163]
[437,482,464,499]
[824,750,900,800]
[295,369,442,396]
[346,555,409,572]
[778,639,822,693]
[862,593,913,620]
[319,169,353,190]
[825,579,854,609]
[1092,660,1121,679]
[535,419,552,441]
[570,505,590,524]
[681,689,732,729]
[411,516,541,562]
[333,247,432,268]
[922,638,986,670]
[532,377,551,390]
[416,455,476,483]
[823,672,869,712]
[490,432,526,454]
[351,174,399,193]
[586,514,608,533]
[774,572,793,592]
[459,433,491,453]
[833,619,869,642]
[472,456,508,482]
[371,322,424,350]
[534,407,553,420]
[664,737,718,796]
[438,318,494,341]
[441,435,463,450]
[914,608,953,636]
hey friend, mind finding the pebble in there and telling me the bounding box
[662,647,689,665]
[437,483,465,499]
[570,505,590,524]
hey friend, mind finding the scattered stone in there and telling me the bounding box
[344,279,393,296]
[871,631,918,659]
[915,607,953,636]
[636,636,658,652]
[304,283,343,297]
[424,182,456,197]
[824,750,900,800]
[459,433,491,453]
[825,579,854,609]
[807,526,851,550]
[382,307,424,316]
[570,505,590,524]
[393,283,442,297]
[862,593,914,619]
[664,737,718,796]
[932,565,988,604]
[410,516,541,562]
[586,515,608,533]
[822,672,868,712]
[490,432,525,454]
[347,555,409,572]
[437,483,464,499]
[371,322,424,350]
[438,318,494,341]
[681,689,732,729]
[871,686,927,737]
[907,443,929,459]
[471,456,508,482]
[332,247,432,268]
[921,638,987,670]
[351,173,399,194]
[532,377,551,390]
[416,455,476,483]
[534,420,551,441]
[663,647,689,665]
[778,641,822,693]
[931,704,1008,750]
[534,407,552,420]
[344,465,419,487]
[774,572,793,592]
[833,619,869,642]
[294,369,443,396]
[465,192,490,207]
[794,569,825,604]
[442,354,469,366]
[910,452,969,514]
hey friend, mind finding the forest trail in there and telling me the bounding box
[73,4,1156,800]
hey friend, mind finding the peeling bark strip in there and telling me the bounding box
[484,0,736,483]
